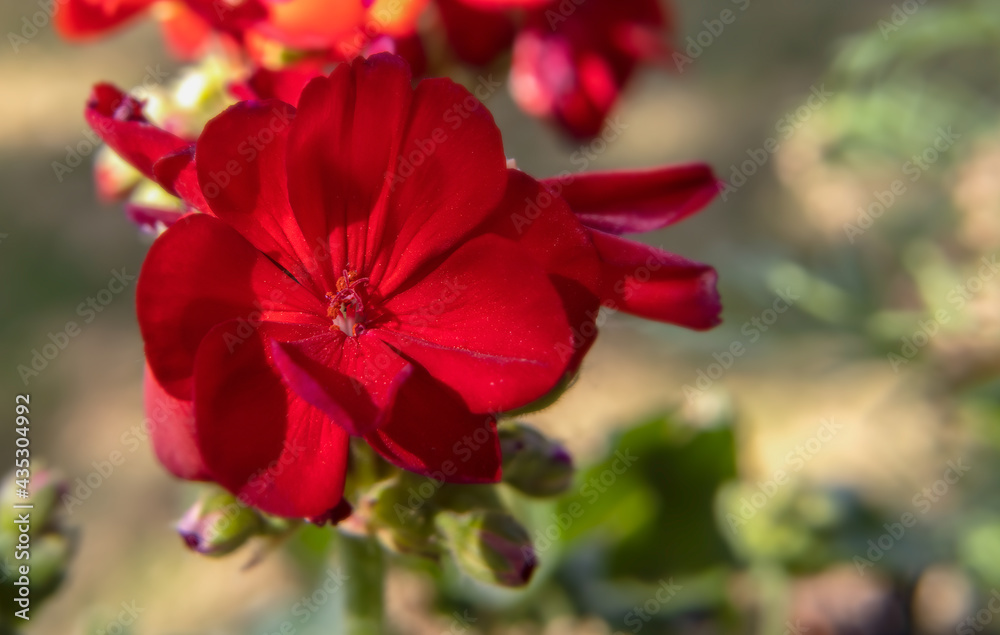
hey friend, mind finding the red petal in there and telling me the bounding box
[232,64,324,106]
[371,68,508,295]
[392,32,428,76]
[143,362,209,481]
[590,230,721,330]
[458,0,549,7]
[182,0,268,36]
[365,367,501,483]
[543,164,721,235]
[436,0,515,66]
[152,147,209,212]
[484,170,603,371]
[271,333,412,437]
[284,53,508,297]
[193,321,349,518]
[374,234,573,414]
[195,99,329,292]
[138,214,326,399]
[85,84,191,182]
[56,0,151,38]
[285,54,413,288]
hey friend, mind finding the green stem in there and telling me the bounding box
[340,531,385,635]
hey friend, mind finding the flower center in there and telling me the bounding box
[326,269,370,336]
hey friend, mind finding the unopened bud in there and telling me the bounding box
[176,491,264,556]
[499,423,574,497]
[435,510,537,588]
[0,464,75,618]
[1,465,67,532]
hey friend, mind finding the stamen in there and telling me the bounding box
[327,270,369,336]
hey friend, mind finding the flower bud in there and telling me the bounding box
[366,478,439,558]
[25,533,73,599]
[0,465,75,625]
[435,510,537,588]
[176,491,265,556]
[0,466,66,532]
[499,422,574,498]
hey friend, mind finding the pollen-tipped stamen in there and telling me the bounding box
[327,269,370,336]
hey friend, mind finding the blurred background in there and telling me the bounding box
[3,0,1000,632]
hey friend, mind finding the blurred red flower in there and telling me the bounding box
[62,0,671,138]
[55,0,424,60]
[508,0,669,138]
[87,53,720,520]
[55,0,268,58]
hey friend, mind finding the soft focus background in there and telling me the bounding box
[3,0,1000,633]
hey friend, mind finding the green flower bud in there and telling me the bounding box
[367,478,439,558]
[0,465,75,628]
[435,510,537,588]
[499,423,574,498]
[23,534,72,600]
[176,491,265,557]
[0,466,66,532]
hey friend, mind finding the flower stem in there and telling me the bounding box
[340,531,385,635]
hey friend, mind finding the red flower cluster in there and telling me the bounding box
[61,0,670,138]
[88,53,719,520]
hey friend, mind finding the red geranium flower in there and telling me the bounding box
[509,0,669,138]
[132,54,605,519]
[87,54,721,519]
[56,0,426,62]
[56,0,268,58]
